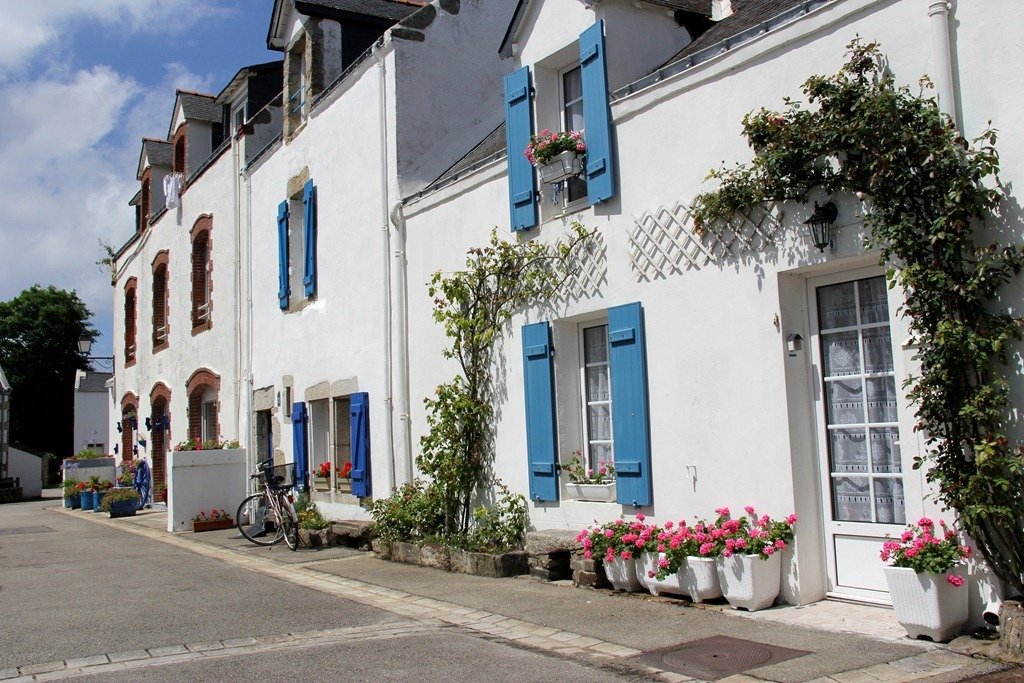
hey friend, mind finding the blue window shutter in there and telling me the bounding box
[608,302,651,507]
[349,392,371,498]
[302,179,316,298]
[503,66,537,232]
[522,322,558,502]
[580,20,616,204]
[291,402,308,491]
[277,200,289,309]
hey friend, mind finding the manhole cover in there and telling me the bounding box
[0,526,56,536]
[636,635,810,680]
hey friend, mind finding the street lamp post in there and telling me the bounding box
[77,334,114,371]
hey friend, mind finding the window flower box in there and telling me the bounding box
[566,481,616,502]
[538,151,583,184]
[312,476,331,492]
[193,518,235,533]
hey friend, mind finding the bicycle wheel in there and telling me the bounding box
[236,493,283,546]
[280,496,300,551]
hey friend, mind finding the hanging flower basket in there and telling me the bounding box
[538,151,584,184]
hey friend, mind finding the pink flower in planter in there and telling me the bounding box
[917,517,934,528]
[744,506,756,515]
[715,507,730,517]
[786,514,798,525]
[620,550,633,560]
[947,575,965,587]
[658,557,669,569]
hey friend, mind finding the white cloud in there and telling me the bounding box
[0,62,215,355]
[0,1,230,76]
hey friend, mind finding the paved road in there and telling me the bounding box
[0,497,634,681]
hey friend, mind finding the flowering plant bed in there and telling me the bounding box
[192,509,233,532]
[880,518,970,581]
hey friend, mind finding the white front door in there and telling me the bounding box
[809,270,910,602]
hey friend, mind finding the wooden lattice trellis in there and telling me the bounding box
[557,229,607,303]
[629,201,784,282]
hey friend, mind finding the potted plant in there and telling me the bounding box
[880,518,971,641]
[62,478,81,509]
[192,509,234,533]
[561,452,615,502]
[115,461,136,487]
[90,478,113,512]
[99,487,141,518]
[75,481,91,510]
[710,506,796,611]
[638,517,723,602]
[525,129,586,184]
[313,461,335,491]
[577,515,652,591]
[298,505,334,548]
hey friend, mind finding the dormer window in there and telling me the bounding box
[140,177,151,226]
[173,135,186,175]
[285,35,309,139]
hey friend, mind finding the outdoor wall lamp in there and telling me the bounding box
[804,201,838,252]
[77,333,114,370]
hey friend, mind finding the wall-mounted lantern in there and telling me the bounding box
[804,201,838,252]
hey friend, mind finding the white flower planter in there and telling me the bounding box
[537,151,583,184]
[603,554,643,591]
[716,553,782,611]
[883,566,968,642]
[565,482,616,502]
[637,552,723,602]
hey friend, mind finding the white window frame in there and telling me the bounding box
[287,193,305,307]
[578,321,613,472]
[557,62,588,210]
[200,389,217,443]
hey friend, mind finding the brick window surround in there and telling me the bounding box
[172,124,187,176]
[190,215,213,334]
[186,368,220,443]
[124,277,137,368]
[152,251,170,353]
[150,382,171,489]
[121,392,138,463]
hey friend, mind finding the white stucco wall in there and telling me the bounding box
[167,448,248,532]
[400,0,1024,606]
[8,447,42,499]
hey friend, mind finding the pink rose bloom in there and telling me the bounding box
[764,545,775,556]
[947,575,965,587]
[657,543,665,552]
[759,515,770,527]
[917,517,933,528]
[584,550,592,559]
[699,542,715,555]
[664,521,674,530]
[636,514,646,522]
[647,570,656,578]
[774,539,786,550]
[901,530,913,542]
[621,550,633,560]
[669,539,680,549]
[786,514,798,525]
[722,549,733,557]
[715,507,730,517]
[583,538,593,549]
[904,548,918,558]
[744,506,756,515]
[635,539,645,548]
[604,529,614,538]
[658,557,669,569]
[735,538,747,549]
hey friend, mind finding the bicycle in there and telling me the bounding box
[236,462,300,551]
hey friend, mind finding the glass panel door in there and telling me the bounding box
[812,273,907,602]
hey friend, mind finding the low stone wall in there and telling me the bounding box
[525,530,581,581]
[372,540,529,578]
[1002,600,1024,663]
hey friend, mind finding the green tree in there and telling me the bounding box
[0,285,95,463]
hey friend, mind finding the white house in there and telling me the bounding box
[107,0,1023,615]
[73,370,112,455]
[396,0,1024,611]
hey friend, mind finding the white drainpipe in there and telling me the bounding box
[928,0,959,127]
[389,200,412,486]
[374,48,398,495]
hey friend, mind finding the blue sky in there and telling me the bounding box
[0,1,281,358]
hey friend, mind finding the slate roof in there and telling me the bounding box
[77,371,112,393]
[297,0,425,22]
[645,0,712,13]
[665,0,807,63]
[429,123,507,189]
[178,90,222,124]
[143,139,173,167]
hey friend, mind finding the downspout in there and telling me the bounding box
[240,141,256,484]
[927,0,959,127]
[373,47,397,495]
[389,199,412,485]
[232,126,243,443]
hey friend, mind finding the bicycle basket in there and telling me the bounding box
[261,462,296,491]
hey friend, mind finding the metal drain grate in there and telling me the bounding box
[637,635,810,680]
[0,526,56,536]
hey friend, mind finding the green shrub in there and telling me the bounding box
[298,507,330,530]
[99,487,140,512]
[370,480,446,543]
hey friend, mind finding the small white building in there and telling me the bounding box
[73,370,112,455]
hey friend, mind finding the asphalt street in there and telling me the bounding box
[0,496,641,681]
